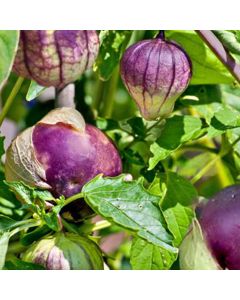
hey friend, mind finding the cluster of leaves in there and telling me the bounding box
[0,171,195,269]
[1,30,240,269]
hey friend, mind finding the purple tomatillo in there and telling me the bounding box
[13,30,99,88]
[120,32,192,120]
[5,107,122,198]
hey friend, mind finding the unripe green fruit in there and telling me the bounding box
[22,233,104,270]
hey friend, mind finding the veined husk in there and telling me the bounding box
[22,232,104,270]
[179,219,221,270]
[13,30,99,88]
[5,107,85,189]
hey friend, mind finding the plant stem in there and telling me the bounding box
[146,118,164,134]
[156,30,165,40]
[55,84,75,108]
[190,137,235,186]
[100,67,119,118]
[0,77,24,126]
[196,30,240,84]
[61,218,79,234]
[92,79,104,111]
[91,220,111,232]
[63,192,83,208]
[182,143,217,153]
[191,155,219,184]
[78,219,111,233]
[123,118,164,150]
[232,135,240,147]
[9,219,42,239]
[188,106,234,187]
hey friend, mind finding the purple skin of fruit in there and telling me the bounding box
[120,33,192,120]
[13,30,99,88]
[197,185,240,270]
[5,108,122,199]
[32,122,122,198]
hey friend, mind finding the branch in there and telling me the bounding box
[196,30,240,84]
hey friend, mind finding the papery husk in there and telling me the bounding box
[22,233,104,270]
[179,219,221,270]
[5,108,86,189]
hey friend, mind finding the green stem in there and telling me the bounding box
[182,144,217,153]
[91,220,111,232]
[78,220,111,234]
[216,157,234,186]
[232,135,240,147]
[92,79,104,111]
[9,219,42,240]
[188,106,234,187]
[191,156,219,184]
[0,77,24,126]
[145,118,164,134]
[124,118,165,150]
[62,192,83,208]
[100,67,119,118]
[61,219,79,234]
[7,241,27,254]
[190,138,235,186]
[123,137,139,150]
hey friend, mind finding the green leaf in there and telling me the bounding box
[32,189,55,202]
[4,181,32,204]
[95,117,119,131]
[82,174,176,253]
[0,232,10,269]
[148,175,163,196]
[208,105,240,137]
[0,215,22,233]
[20,225,51,246]
[180,85,223,123]
[26,80,46,101]
[222,84,240,112]
[0,30,19,90]
[0,136,4,160]
[130,237,177,270]
[95,30,132,81]
[0,215,40,235]
[4,181,54,204]
[3,181,63,231]
[149,115,203,170]
[42,213,60,231]
[0,178,23,219]
[213,30,240,55]
[212,106,240,128]
[126,117,146,138]
[43,196,65,231]
[4,257,45,270]
[161,172,198,210]
[96,117,147,140]
[166,30,234,85]
[163,204,195,247]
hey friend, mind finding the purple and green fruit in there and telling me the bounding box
[1,29,240,270]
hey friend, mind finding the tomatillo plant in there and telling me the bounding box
[1,30,240,270]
